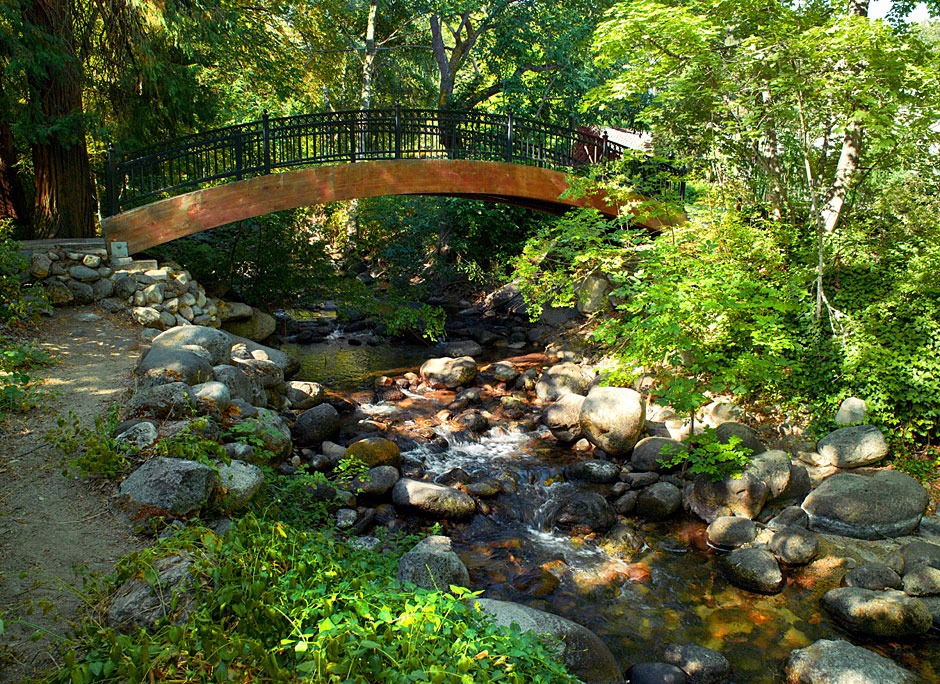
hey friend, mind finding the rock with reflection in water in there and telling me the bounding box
[784,639,921,684]
[471,598,625,684]
[821,587,932,638]
[663,643,731,684]
[391,478,476,519]
[720,547,784,595]
[550,492,616,534]
[706,516,757,549]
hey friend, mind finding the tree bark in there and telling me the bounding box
[0,116,30,226]
[25,0,95,239]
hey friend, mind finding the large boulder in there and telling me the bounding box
[392,478,476,519]
[215,460,264,511]
[784,639,921,684]
[420,356,479,389]
[543,394,586,443]
[351,465,400,498]
[345,437,403,468]
[578,386,646,456]
[744,450,792,499]
[706,516,757,549]
[811,424,888,468]
[900,540,940,572]
[136,347,213,387]
[213,364,265,407]
[631,437,687,472]
[636,482,682,520]
[222,306,276,341]
[151,325,232,365]
[565,459,620,484]
[128,382,194,419]
[119,457,217,515]
[843,563,903,591]
[293,403,341,446]
[686,471,768,523]
[835,397,868,426]
[721,547,785,595]
[535,363,593,402]
[397,535,470,591]
[235,408,292,460]
[802,470,928,539]
[549,492,616,534]
[714,422,764,456]
[286,380,325,409]
[768,526,818,565]
[227,334,300,378]
[472,598,625,684]
[821,588,932,638]
[108,554,195,634]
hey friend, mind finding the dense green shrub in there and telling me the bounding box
[46,516,578,684]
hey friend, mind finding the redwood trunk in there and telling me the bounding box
[0,117,29,226]
[25,0,95,239]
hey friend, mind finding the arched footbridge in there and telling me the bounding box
[102,107,686,254]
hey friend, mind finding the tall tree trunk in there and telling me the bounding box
[25,0,95,239]
[0,117,30,227]
[360,0,377,111]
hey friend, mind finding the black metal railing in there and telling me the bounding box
[105,105,685,216]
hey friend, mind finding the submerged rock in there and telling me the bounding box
[662,643,731,684]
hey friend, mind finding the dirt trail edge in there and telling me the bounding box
[0,307,144,683]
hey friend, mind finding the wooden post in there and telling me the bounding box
[105,143,119,217]
[262,110,272,174]
[505,112,513,163]
[395,101,402,159]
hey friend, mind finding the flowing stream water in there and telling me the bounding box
[287,339,940,683]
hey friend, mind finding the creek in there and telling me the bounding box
[286,336,940,683]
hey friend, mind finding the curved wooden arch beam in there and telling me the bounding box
[102,160,681,254]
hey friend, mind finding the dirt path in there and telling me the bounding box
[0,307,144,682]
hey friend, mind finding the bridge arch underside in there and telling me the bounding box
[102,160,677,255]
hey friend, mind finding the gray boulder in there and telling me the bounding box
[108,554,194,634]
[565,459,620,484]
[420,356,479,388]
[351,465,400,498]
[802,470,928,539]
[579,386,646,456]
[213,364,265,406]
[902,565,940,596]
[631,436,687,472]
[686,471,768,523]
[234,408,292,460]
[768,526,818,565]
[835,397,868,426]
[69,264,100,282]
[821,588,932,637]
[784,639,921,684]
[392,478,476,519]
[706,516,757,549]
[215,460,264,511]
[714,422,764,456]
[488,361,520,383]
[226,334,300,378]
[115,422,159,452]
[92,277,113,300]
[767,506,810,530]
[549,492,616,533]
[472,598,625,684]
[137,346,213,387]
[66,279,95,304]
[843,562,902,591]
[152,326,232,365]
[397,535,470,591]
[543,394,586,443]
[535,362,593,402]
[128,382,194,419]
[813,424,888,468]
[113,273,136,299]
[442,339,483,358]
[721,547,785,594]
[221,306,276,341]
[900,540,940,572]
[662,644,731,684]
[745,450,791,499]
[627,663,687,683]
[286,380,325,409]
[119,457,217,515]
[192,381,231,413]
[636,482,682,520]
[293,403,341,446]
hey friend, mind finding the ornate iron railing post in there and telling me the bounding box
[505,111,514,163]
[262,110,272,174]
[601,132,609,162]
[235,130,244,181]
[394,101,402,159]
[105,143,119,217]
